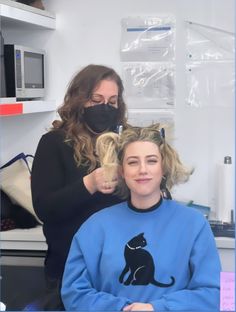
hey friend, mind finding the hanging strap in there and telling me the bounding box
[0,153,34,174]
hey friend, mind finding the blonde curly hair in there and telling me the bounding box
[96,123,193,199]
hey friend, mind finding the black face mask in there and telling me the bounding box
[83,104,119,133]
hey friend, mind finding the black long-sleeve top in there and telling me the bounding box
[31,130,122,280]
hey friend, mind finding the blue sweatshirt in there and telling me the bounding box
[61,199,221,311]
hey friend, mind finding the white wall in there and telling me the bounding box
[1,0,235,216]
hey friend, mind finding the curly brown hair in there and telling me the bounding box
[52,64,127,172]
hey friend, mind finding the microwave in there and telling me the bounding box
[4,44,45,100]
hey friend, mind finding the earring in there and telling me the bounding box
[160,176,172,200]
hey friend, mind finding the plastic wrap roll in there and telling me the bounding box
[216,156,234,223]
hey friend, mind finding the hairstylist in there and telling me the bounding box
[31,64,128,310]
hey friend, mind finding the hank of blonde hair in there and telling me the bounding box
[96,132,119,182]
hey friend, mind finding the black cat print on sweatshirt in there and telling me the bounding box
[119,233,175,287]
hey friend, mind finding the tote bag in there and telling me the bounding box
[0,153,42,224]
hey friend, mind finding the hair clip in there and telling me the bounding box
[116,125,123,135]
[160,128,165,140]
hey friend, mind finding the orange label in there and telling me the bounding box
[0,103,23,116]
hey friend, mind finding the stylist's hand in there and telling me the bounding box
[123,303,154,311]
[83,167,118,194]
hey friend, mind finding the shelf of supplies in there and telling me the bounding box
[0,0,56,29]
[0,99,56,116]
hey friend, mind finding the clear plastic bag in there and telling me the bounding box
[186,21,234,61]
[185,21,235,108]
[127,108,175,143]
[122,62,175,108]
[186,60,234,108]
[121,16,176,61]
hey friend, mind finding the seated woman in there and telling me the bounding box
[61,124,221,311]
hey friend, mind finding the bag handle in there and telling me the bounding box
[0,153,34,174]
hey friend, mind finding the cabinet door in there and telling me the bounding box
[1,254,46,310]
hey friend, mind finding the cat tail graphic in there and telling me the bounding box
[152,276,175,288]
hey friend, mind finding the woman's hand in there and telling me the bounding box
[123,303,154,311]
[83,167,118,194]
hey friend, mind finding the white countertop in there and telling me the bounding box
[0,226,47,250]
[0,226,235,251]
[215,237,235,249]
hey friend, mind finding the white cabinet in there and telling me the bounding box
[0,0,57,163]
[0,0,56,115]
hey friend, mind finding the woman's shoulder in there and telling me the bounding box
[164,199,207,223]
[35,129,71,156]
[92,202,126,220]
[39,129,67,146]
[79,202,126,230]
[42,129,65,140]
